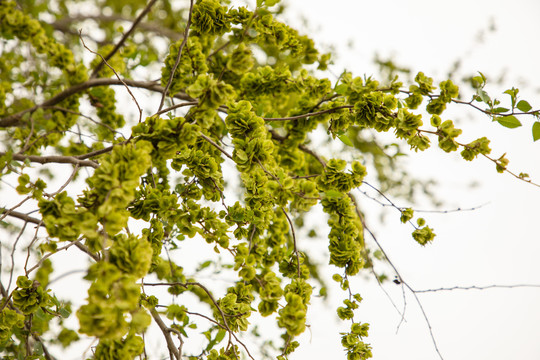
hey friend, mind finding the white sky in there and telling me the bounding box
[277,1,540,360]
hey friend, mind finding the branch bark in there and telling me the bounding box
[1,152,99,168]
[0,78,193,128]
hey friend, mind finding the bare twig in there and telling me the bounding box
[414,284,540,293]
[44,164,81,198]
[25,237,84,276]
[403,282,444,360]
[363,221,444,360]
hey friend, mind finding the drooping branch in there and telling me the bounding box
[142,281,255,360]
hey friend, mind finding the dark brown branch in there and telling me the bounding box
[0,152,99,168]
[91,0,160,78]
[0,78,193,128]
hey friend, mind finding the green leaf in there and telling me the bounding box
[338,134,353,147]
[516,100,532,112]
[59,307,71,318]
[491,107,509,114]
[477,89,490,104]
[334,83,348,95]
[504,88,519,108]
[197,260,212,271]
[497,115,522,129]
[532,122,540,141]
[215,329,226,343]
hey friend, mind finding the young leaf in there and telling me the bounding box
[338,134,353,147]
[516,100,532,112]
[532,122,540,142]
[497,115,522,129]
[491,107,509,114]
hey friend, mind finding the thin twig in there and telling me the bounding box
[155,101,199,116]
[157,0,194,113]
[80,31,143,123]
[25,237,84,276]
[91,0,159,78]
[403,282,444,360]
[414,284,540,293]
[44,164,80,198]
[281,208,302,279]
[200,133,234,160]
[142,281,255,360]
[419,128,540,189]
[1,210,100,262]
[361,181,417,229]
[363,221,443,359]
[263,105,352,122]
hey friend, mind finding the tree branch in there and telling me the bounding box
[91,0,160,78]
[0,78,193,128]
[157,0,194,113]
[263,105,352,122]
[0,152,99,168]
[1,210,100,262]
[414,284,540,293]
[149,308,182,360]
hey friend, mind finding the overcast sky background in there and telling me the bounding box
[272,1,540,360]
